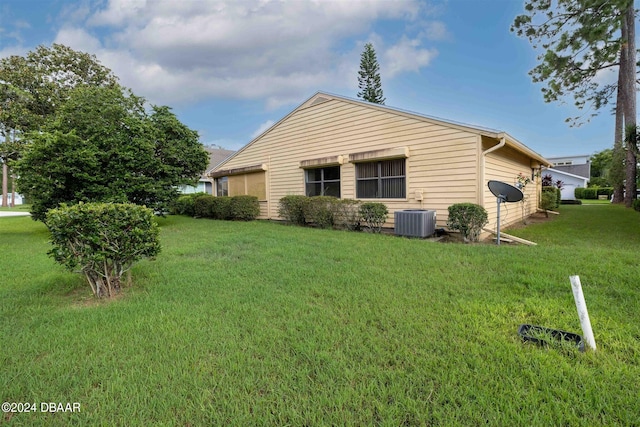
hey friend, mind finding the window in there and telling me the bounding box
[305,166,340,197]
[216,177,228,196]
[228,172,266,199]
[356,159,405,199]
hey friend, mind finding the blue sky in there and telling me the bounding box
[0,0,621,158]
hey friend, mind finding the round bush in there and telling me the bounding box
[230,195,260,221]
[194,195,216,218]
[447,203,488,243]
[360,202,388,233]
[46,202,160,298]
[278,195,309,225]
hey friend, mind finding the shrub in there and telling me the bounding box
[447,203,488,243]
[278,195,309,225]
[211,196,232,220]
[305,196,338,229]
[170,193,206,216]
[574,187,585,199]
[46,202,160,298]
[583,188,598,199]
[543,186,561,207]
[334,199,362,231]
[540,188,558,216]
[360,202,388,233]
[597,187,613,197]
[230,195,260,221]
[194,195,216,218]
[633,199,640,212]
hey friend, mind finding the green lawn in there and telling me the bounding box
[1,205,639,426]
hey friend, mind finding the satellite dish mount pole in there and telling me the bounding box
[487,180,524,246]
[496,195,505,245]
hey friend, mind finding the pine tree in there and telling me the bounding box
[512,0,636,206]
[357,43,385,104]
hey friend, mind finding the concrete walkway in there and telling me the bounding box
[0,210,31,217]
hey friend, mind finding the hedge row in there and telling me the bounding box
[575,187,613,199]
[278,195,388,233]
[170,193,260,221]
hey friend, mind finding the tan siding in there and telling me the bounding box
[484,143,539,234]
[216,96,544,233]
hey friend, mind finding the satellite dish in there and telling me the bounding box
[488,180,524,203]
[487,180,524,245]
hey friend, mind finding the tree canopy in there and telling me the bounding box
[589,148,613,186]
[15,85,209,221]
[512,0,637,206]
[0,44,119,206]
[511,0,631,125]
[357,43,385,104]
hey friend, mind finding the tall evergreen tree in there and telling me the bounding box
[357,43,385,104]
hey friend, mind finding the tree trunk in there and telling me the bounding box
[10,172,15,207]
[622,2,637,207]
[1,161,7,208]
[1,133,8,207]
[612,68,625,203]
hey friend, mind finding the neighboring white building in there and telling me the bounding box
[543,168,589,200]
[1,193,23,206]
[543,155,591,200]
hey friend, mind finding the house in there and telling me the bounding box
[210,92,550,235]
[543,155,591,200]
[179,146,235,195]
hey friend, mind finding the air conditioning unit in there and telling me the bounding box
[394,209,437,238]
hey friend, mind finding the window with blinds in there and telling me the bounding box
[356,159,406,199]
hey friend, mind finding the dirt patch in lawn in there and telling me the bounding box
[436,211,558,244]
[502,210,558,231]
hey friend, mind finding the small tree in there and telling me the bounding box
[540,188,558,216]
[46,203,160,298]
[357,43,385,104]
[447,203,488,243]
[516,172,532,224]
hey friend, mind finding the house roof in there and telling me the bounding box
[547,162,590,179]
[214,91,551,171]
[203,147,235,178]
[543,167,590,183]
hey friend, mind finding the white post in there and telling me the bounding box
[570,275,596,351]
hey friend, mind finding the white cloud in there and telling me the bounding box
[422,21,449,41]
[383,36,438,78]
[48,0,442,108]
[251,120,275,139]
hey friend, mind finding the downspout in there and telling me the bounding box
[479,133,506,206]
[479,135,506,241]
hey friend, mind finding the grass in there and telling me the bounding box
[1,205,639,425]
[0,204,31,212]
[579,199,611,205]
